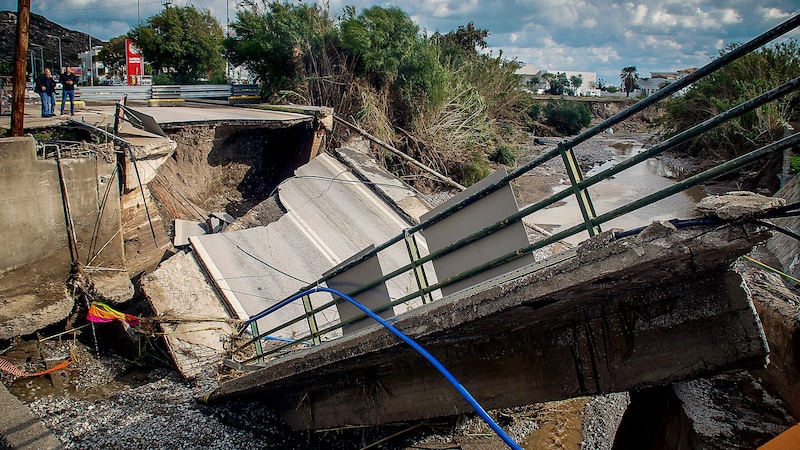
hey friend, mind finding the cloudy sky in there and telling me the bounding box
[4,0,799,83]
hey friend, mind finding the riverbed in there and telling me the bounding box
[514,133,706,246]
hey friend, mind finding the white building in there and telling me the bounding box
[515,64,599,96]
[638,68,698,96]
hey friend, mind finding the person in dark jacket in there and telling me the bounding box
[35,68,56,117]
[59,67,78,115]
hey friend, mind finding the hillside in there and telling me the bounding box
[0,11,104,74]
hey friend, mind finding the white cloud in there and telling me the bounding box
[6,0,795,87]
[761,7,792,21]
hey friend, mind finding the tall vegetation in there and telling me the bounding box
[659,39,800,160]
[130,5,225,84]
[225,1,528,187]
[542,100,592,135]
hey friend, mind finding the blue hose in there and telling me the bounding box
[242,287,522,450]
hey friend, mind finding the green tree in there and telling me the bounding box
[224,1,333,98]
[433,21,489,66]
[620,66,638,97]
[130,5,225,84]
[542,72,569,95]
[340,6,420,84]
[570,74,583,94]
[98,35,127,78]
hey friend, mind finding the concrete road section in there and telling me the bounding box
[191,153,434,341]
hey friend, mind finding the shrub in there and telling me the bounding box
[790,155,800,174]
[152,74,175,85]
[543,100,592,135]
[490,144,516,166]
[658,39,800,159]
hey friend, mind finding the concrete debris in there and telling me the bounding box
[141,250,239,379]
[174,214,235,247]
[173,219,208,247]
[207,220,772,430]
[695,190,786,220]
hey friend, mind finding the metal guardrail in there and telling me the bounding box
[150,85,181,99]
[180,84,232,99]
[232,84,259,96]
[226,15,800,363]
[72,84,259,101]
[77,86,151,101]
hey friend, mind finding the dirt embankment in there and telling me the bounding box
[584,99,662,133]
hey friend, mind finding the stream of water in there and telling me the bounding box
[529,142,706,245]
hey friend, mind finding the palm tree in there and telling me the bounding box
[620,66,639,97]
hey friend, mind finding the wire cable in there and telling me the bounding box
[242,286,522,450]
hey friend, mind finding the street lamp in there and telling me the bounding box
[46,34,63,73]
[74,19,92,86]
[30,43,44,75]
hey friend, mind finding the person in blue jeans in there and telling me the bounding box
[59,67,78,115]
[35,68,56,117]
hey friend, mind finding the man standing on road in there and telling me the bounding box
[35,68,56,117]
[59,67,78,116]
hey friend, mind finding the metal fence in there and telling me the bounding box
[228,13,800,366]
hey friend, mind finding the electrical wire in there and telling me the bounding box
[242,286,523,450]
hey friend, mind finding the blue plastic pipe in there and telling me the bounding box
[242,287,522,450]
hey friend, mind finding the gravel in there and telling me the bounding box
[4,335,636,450]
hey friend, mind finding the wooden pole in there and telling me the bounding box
[11,0,30,137]
[334,116,466,191]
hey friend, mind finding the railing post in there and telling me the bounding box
[249,321,264,363]
[303,294,322,345]
[559,142,601,236]
[404,229,433,304]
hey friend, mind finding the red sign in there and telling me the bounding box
[125,39,144,85]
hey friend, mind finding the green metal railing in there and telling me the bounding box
[230,14,800,365]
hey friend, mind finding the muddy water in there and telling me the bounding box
[528,142,706,245]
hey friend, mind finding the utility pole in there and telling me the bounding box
[11,0,30,137]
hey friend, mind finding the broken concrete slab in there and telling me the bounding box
[335,142,433,223]
[767,176,800,282]
[277,153,433,308]
[0,382,63,449]
[190,218,338,340]
[141,250,238,379]
[211,212,235,225]
[174,219,207,247]
[207,220,772,430]
[120,186,173,278]
[191,152,438,341]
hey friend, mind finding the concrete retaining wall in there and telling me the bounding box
[0,137,125,276]
[0,137,70,273]
[0,136,131,338]
[768,175,800,281]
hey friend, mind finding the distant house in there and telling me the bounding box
[638,68,699,96]
[514,64,599,96]
[515,64,542,92]
[638,77,671,96]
